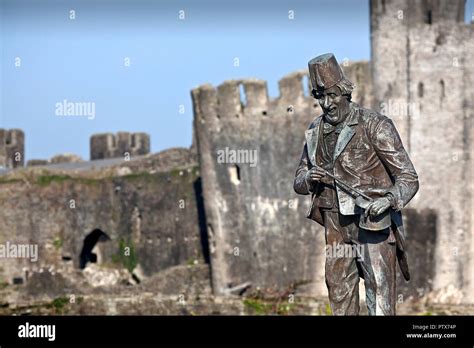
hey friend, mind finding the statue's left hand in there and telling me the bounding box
[365,197,391,218]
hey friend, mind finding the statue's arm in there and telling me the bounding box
[293,143,312,195]
[371,118,419,210]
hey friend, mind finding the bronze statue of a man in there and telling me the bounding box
[294,53,419,315]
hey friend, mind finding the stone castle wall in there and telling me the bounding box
[0,129,24,168]
[0,150,205,287]
[370,0,473,303]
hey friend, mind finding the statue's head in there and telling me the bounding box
[308,53,354,125]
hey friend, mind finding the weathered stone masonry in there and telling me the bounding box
[371,0,473,303]
[90,132,150,160]
[0,129,24,168]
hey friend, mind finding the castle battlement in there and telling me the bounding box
[0,128,25,168]
[90,132,150,160]
[370,0,466,31]
[277,71,307,104]
[192,72,310,124]
[192,63,372,130]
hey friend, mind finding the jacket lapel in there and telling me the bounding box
[333,106,359,161]
[305,117,322,165]
[333,126,356,160]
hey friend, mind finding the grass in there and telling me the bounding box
[243,298,295,315]
[1,165,199,188]
[48,297,69,314]
[122,169,197,183]
[187,258,198,266]
[53,238,63,250]
[34,172,150,187]
[36,175,73,187]
[112,238,138,273]
[122,172,154,181]
[36,174,103,187]
[0,177,21,185]
[325,303,332,315]
[243,298,273,315]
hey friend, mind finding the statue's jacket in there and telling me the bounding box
[294,103,419,280]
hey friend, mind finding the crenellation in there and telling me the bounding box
[90,132,150,160]
[342,61,374,109]
[90,133,115,160]
[407,0,465,26]
[193,69,342,125]
[191,85,219,136]
[116,132,132,156]
[371,0,465,30]
[277,71,306,105]
[217,81,243,119]
[241,79,268,116]
[131,132,151,154]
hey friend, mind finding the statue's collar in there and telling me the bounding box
[345,102,360,126]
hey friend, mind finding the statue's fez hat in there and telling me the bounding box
[308,53,345,91]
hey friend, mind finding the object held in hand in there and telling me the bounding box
[314,165,391,231]
[355,196,391,231]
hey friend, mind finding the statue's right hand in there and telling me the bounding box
[305,166,326,185]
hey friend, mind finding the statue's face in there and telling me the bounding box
[316,85,350,125]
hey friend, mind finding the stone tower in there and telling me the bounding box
[192,74,324,295]
[90,132,150,160]
[371,0,473,303]
[0,129,25,168]
[192,63,372,296]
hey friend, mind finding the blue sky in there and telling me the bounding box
[0,0,472,161]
